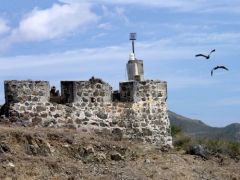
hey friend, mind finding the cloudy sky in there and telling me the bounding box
[0,0,239,127]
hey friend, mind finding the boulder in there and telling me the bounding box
[186,144,208,159]
[0,142,10,154]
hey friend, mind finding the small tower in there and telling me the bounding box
[126,33,144,81]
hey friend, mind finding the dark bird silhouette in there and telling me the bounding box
[211,65,229,76]
[195,49,216,59]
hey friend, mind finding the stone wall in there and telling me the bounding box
[119,80,167,102]
[2,79,172,148]
[4,81,50,104]
[119,81,137,102]
[61,78,112,104]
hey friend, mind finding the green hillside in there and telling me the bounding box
[168,111,240,142]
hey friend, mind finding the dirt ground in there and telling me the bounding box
[0,124,239,180]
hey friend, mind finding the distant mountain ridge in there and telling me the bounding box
[168,110,240,142]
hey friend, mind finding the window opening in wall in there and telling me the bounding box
[91,97,96,103]
[122,86,126,91]
[50,86,61,104]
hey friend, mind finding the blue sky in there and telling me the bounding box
[0,0,240,127]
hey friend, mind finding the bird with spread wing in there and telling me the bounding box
[195,49,216,59]
[211,66,229,76]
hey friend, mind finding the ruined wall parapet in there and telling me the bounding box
[61,77,112,104]
[4,80,50,104]
[2,78,172,148]
[119,80,167,102]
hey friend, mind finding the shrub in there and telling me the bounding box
[173,134,192,150]
[228,141,240,156]
[171,126,182,137]
[171,125,240,158]
[190,138,240,158]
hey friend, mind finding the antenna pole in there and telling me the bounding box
[132,40,135,54]
[129,32,137,55]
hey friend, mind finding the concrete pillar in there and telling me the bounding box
[126,53,144,81]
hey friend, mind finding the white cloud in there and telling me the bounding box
[178,32,240,44]
[199,4,240,14]
[161,23,212,32]
[0,45,127,71]
[0,18,10,35]
[97,23,112,30]
[0,38,219,90]
[91,33,107,40]
[0,33,234,72]
[100,5,129,25]
[8,2,98,43]
[151,32,240,49]
[82,0,240,13]
[114,7,129,24]
[164,75,217,89]
[84,0,203,9]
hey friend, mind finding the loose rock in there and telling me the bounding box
[110,151,123,161]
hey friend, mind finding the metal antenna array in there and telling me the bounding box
[129,33,137,54]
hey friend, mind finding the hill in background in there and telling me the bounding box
[168,110,240,142]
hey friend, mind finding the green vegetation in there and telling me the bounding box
[171,125,192,150]
[171,125,240,158]
[168,110,240,142]
[170,125,182,137]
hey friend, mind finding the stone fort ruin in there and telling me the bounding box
[0,35,172,148]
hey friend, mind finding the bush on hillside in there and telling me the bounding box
[171,125,240,158]
[171,125,182,137]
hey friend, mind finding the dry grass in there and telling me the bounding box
[0,124,239,180]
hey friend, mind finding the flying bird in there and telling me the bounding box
[211,65,229,76]
[195,49,216,59]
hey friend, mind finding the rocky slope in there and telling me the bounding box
[168,111,240,142]
[0,123,239,180]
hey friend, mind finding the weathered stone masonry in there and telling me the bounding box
[2,78,172,148]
